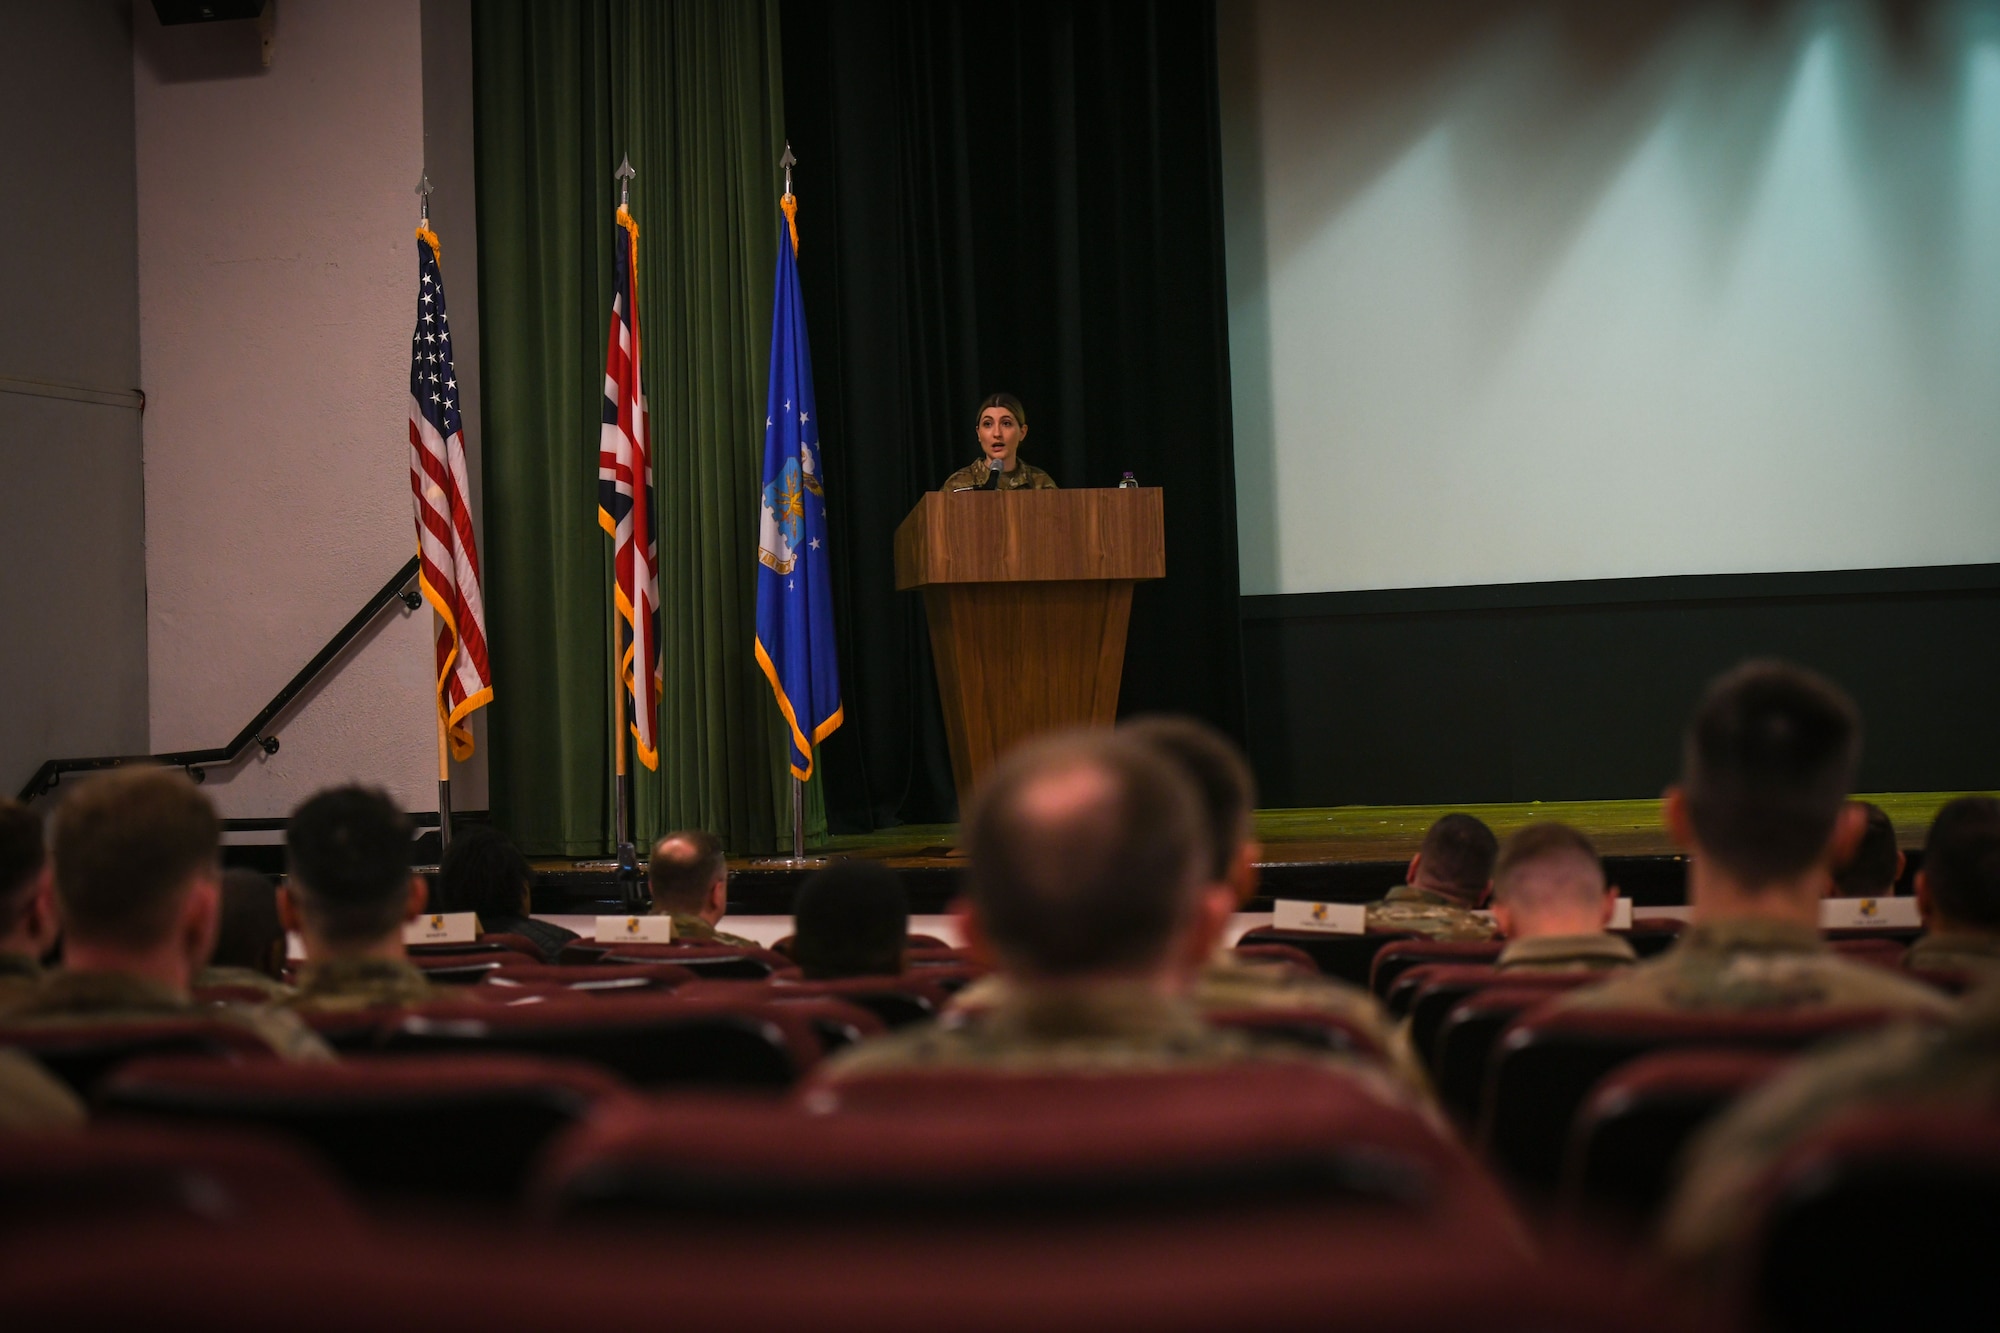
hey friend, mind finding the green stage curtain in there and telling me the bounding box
[780,0,1247,831]
[474,0,819,856]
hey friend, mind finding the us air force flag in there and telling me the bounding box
[754,190,843,780]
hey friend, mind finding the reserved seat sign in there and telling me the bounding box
[1272,899,1368,934]
[596,915,675,943]
[404,912,478,945]
[1820,896,1920,929]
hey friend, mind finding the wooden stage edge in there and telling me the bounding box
[527,790,1989,916]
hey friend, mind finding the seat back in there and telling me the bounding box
[592,942,791,979]
[1236,926,1414,987]
[0,1018,278,1097]
[1427,977,1597,1126]
[700,974,947,1030]
[0,1124,360,1235]
[1826,937,1906,970]
[1480,1007,1936,1196]
[544,1064,1497,1228]
[1370,940,1505,1002]
[1749,1107,2000,1333]
[409,953,523,984]
[1560,1048,1793,1225]
[98,1053,625,1205]
[383,996,841,1088]
[1229,942,1321,974]
[410,935,542,961]
[482,961,696,996]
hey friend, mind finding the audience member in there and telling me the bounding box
[1662,985,2000,1270]
[952,718,1417,1078]
[1489,823,1636,972]
[1905,795,2000,980]
[278,786,433,1011]
[824,730,1407,1084]
[1365,813,1499,940]
[0,799,58,996]
[1135,716,1429,1087]
[1831,800,1903,898]
[647,831,757,947]
[193,868,292,998]
[0,768,328,1059]
[1551,661,1950,1017]
[791,861,909,979]
[433,824,576,962]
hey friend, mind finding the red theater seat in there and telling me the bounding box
[0,1017,279,1097]
[383,994,872,1088]
[679,974,949,1030]
[1826,936,1907,970]
[1228,941,1321,974]
[409,933,544,961]
[1422,975,1600,1125]
[1370,939,1505,1001]
[1480,1006,1944,1197]
[482,960,696,996]
[561,939,790,978]
[0,1211,1691,1333]
[97,1053,627,1205]
[1560,1047,1794,1225]
[0,1124,360,1235]
[1747,1107,2000,1333]
[1237,925,1414,986]
[541,1063,1508,1235]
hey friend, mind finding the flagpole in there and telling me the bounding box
[608,154,642,907]
[435,700,453,851]
[791,776,805,862]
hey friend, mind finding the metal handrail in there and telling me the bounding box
[17,556,424,801]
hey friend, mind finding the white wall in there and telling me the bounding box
[1222,0,2000,597]
[134,0,465,819]
[0,1,149,796]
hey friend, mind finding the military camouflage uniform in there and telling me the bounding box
[824,981,1412,1097]
[286,957,435,1011]
[1495,933,1638,972]
[0,1048,84,1131]
[1365,884,1496,942]
[0,950,43,1001]
[0,969,331,1061]
[940,458,1058,492]
[950,951,1433,1095]
[1546,918,1955,1016]
[193,964,295,1000]
[1903,929,2000,981]
[1662,985,2000,1268]
[665,915,761,950]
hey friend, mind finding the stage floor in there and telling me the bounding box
[529,790,1979,915]
[804,790,1971,864]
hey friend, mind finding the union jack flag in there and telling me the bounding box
[408,223,492,758]
[598,206,660,770]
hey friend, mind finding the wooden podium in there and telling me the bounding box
[894,488,1165,804]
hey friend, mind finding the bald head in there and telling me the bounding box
[966,730,1211,980]
[1491,822,1614,940]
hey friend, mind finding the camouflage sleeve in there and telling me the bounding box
[0,1049,86,1130]
[1659,1025,1934,1270]
[225,1003,337,1062]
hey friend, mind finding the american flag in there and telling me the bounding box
[597,205,661,770]
[408,223,492,758]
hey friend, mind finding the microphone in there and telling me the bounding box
[982,457,1004,490]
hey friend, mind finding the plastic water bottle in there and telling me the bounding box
[1118,472,1138,489]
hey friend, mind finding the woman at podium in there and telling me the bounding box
[941,393,1058,492]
